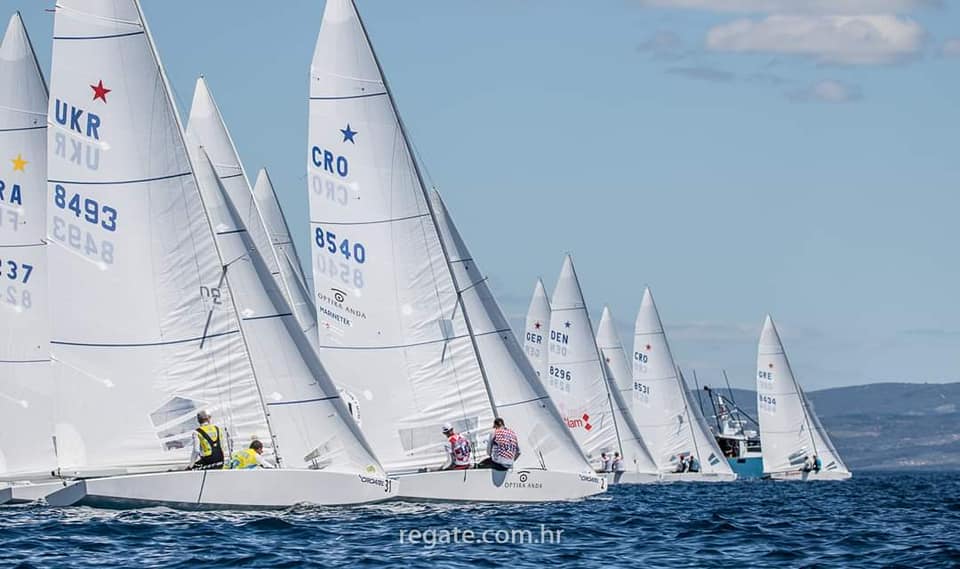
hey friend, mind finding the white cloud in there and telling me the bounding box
[637,0,936,14]
[944,39,960,56]
[788,79,862,102]
[706,15,924,64]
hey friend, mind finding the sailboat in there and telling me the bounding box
[542,256,658,483]
[185,79,318,351]
[0,12,66,504]
[523,279,550,383]
[594,307,660,484]
[308,0,604,501]
[633,288,736,481]
[757,315,851,480]
[44,0,395,508]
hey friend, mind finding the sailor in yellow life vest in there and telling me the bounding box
[189,410,230,470]
[226,439,275,470]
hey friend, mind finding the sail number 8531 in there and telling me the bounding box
[314,226,366,264]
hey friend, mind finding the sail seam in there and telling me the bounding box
[53,31,145,41]
[266,395,338,407]
[498,395,550,409]
[51,329,240,348]
[48,171,192,186]
[310,212,429,226]
[241,312,293,322]
[0,125,46,133]
[0,359,50,364]
[309,92,388,101]
[317,328,510,351]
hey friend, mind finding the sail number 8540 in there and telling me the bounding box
[314,226,366,264]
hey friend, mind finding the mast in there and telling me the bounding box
[347,0,500,418]
[133,1,279,456]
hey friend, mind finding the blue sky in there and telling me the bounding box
[10,0,960,390]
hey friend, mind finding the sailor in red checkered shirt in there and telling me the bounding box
[478,417,521,471]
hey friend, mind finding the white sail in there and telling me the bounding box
[757,315,850,478]
[595,307,659,475]
[251,168,317,345]
[252,168,310,292]
[633,288,732,475]
[185,80,317,350]
[308,0,592,476]
[546,255,621,465]
[523,279,550,383]
[192,149,382,474]
[0,12,55,480]
[431,192,596,473]
[46,0,270,474]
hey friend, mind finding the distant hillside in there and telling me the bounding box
[691,382,960,472]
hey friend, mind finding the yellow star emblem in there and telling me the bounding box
[11,154,28,172]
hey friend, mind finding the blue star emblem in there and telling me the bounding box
[340,123,357,144]
[564,321,572,328]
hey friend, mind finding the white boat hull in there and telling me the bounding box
[3,481,72,503]
[45,470,398,509]
[602,471,660,485]
[396,469,607,502]
[659,471,738,483]
[767,470,852,481]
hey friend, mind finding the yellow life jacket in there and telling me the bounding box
[228,448,260,470]
[196,424,222,457]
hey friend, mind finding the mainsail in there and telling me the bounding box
[185,80,317,350]
[0,12,55,480]
[757,315,850,477]
[523,279,550,383]
[251,168,315,329]
[308,0,591,475]
[545,255,621,464]
[595,307,659,475]
[47,0,270,474]
[192,149,382,474]
[633,288,732,475]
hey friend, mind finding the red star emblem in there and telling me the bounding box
[534,321,541,330]
[91,80,111,103]
[645,344,652,351]
[768,363,774,369]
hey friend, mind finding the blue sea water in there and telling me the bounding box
[3,472,959,568]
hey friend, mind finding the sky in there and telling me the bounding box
[7,0,959,390]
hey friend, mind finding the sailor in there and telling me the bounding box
[478,417,521,471]
[802,455,814,472]
[675,455,687,473]
[189,410,229,470]
[688,455,700,473]
[612,452,625,472]
[226,440,275,470]
[441,423,472,470]
[812,454,822,473]
[599,452,612,473]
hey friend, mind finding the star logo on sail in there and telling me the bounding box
[645,344,652,351]
[11,154,27,172]
[91,80,112,103]
[564,321,571,328]
[341,123,357,144]
[534,321,542,330]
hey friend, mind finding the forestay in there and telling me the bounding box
[185,80,317,351]
[633,288,732,475]
[546,255,621,466]
[523,279,550,384]
[192,149,382,474]
[46,0,270,474]
[757,315,849,477]
[0,13,55,480]
[308,0,591,475]
[595,307,659,475]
